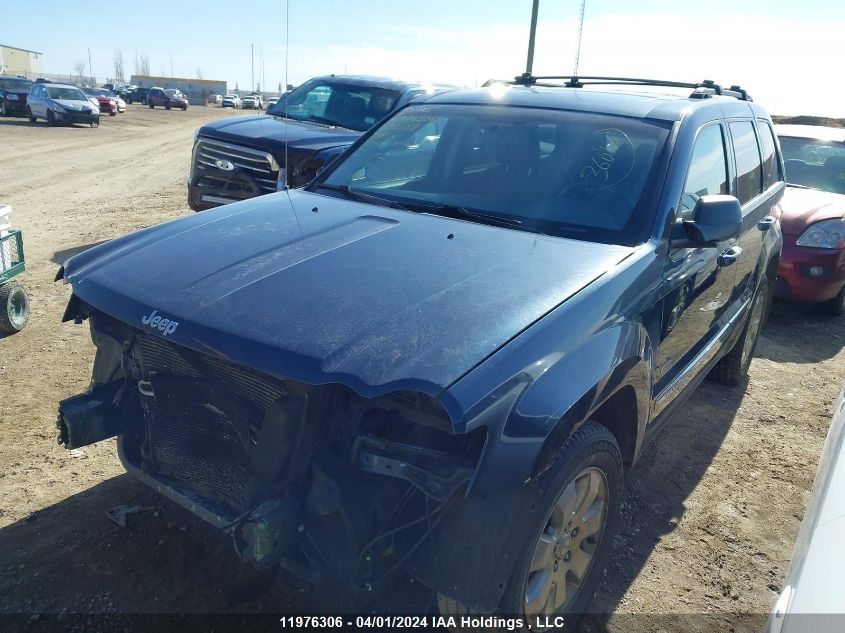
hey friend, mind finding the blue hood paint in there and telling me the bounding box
[64,190,631,398]
[199,114,360,153]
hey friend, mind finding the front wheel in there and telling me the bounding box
[90,115,100,128]
[826,284,845,316]
[165,103,171,110]
[439,421,622,631]
[148,102,154,109]
[27,107,36,123]
[714,276,770,385]
[0,283,30,333]
[47,110,56,126]
[109,110,117,116]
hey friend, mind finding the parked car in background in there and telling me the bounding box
[774,124,845,314]
[0,75,33,117]
[26,82,99,126]
[126,87,150,105]
[267,96,279,107]
[81,87,118,116]
[59,77,782,625]
[207,93,222,105]
[146,88,188,110]
[241,95,263,109]
[767,387,845,633]
[111,85,131,101]
[221,94,241,108]
[188,75,452,210]
[115,95,126,113]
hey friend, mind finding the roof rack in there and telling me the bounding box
[508,74,753,101]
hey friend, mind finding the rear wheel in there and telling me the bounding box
[714,276,770,385]
[438,421,622,631]
[0,283,30,333]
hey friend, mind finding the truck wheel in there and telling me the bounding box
[826,285,845,316]
[188,186,206,212]
[714,276,770,386]
[438,421,622,631]
[0,283,30,333]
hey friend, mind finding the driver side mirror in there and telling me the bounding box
[671,195,742,248]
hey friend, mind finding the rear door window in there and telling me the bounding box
[730,121,763,204]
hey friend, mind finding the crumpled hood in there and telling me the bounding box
[53,98,96,112]
[63,190,631,397]
[199,114,361,153]
[781,186,845,236]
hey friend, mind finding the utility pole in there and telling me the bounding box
[525,0,540,76]
[87,48,93,83]
[251,43,255,93]
[170,55,174,78]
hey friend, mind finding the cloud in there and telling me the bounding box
[271,13,845,117]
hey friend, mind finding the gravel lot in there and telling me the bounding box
[0,104,843,631]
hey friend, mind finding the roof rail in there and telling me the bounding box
[509,74,753,101]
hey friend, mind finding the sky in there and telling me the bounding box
[3,0,845,116]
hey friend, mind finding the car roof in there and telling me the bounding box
[38,83,82,90]
[775,124,845,143]
[420,85,761,122]
[311,74,451,92]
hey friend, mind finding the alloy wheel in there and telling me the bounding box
[524,466,608,617]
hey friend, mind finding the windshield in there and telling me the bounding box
[165,89,180,97]
[267,78,401,131]
[46,86,87,101]
[316,104,671,244]
[0,77,32,91]
[780,136,845,194]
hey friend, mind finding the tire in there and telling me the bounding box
[47,110,56,126]
[109,110,117,116]
[27,107,36,123]
[165,103,171,110]
[187,186,206,212]
[714,276,770,386]
[90,115,100,128]
[826,285,845,316]
[182,106,187,111]
[148,102,154,109]
[438,421,623,631]
[0,283,30,333]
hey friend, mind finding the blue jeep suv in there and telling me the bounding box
[57,75,783,624]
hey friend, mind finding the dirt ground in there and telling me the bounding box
[0,105,843,632]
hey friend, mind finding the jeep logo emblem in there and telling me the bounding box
[141,309,179,336]
[215,159,234,171]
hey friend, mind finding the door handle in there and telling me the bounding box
[718,246,743,267]
[758,216,776,232]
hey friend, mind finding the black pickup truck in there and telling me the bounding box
[187,75,450,211]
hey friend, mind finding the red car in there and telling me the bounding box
[146,87,188,110]
[775,124,845,314]
[82,88,118,116]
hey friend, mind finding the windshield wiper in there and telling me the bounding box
[312,183,403,208]
[395,200,541,232]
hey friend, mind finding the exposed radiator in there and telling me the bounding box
[134,335,288,512]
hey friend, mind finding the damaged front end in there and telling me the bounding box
[57,303,485,593]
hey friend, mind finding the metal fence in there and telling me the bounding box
[6,70,98,86]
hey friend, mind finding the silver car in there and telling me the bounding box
[767,388,845,633]
[26,83,99,127]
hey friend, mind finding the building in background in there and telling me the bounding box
[129,75,226,105]
[0,44,44,76]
